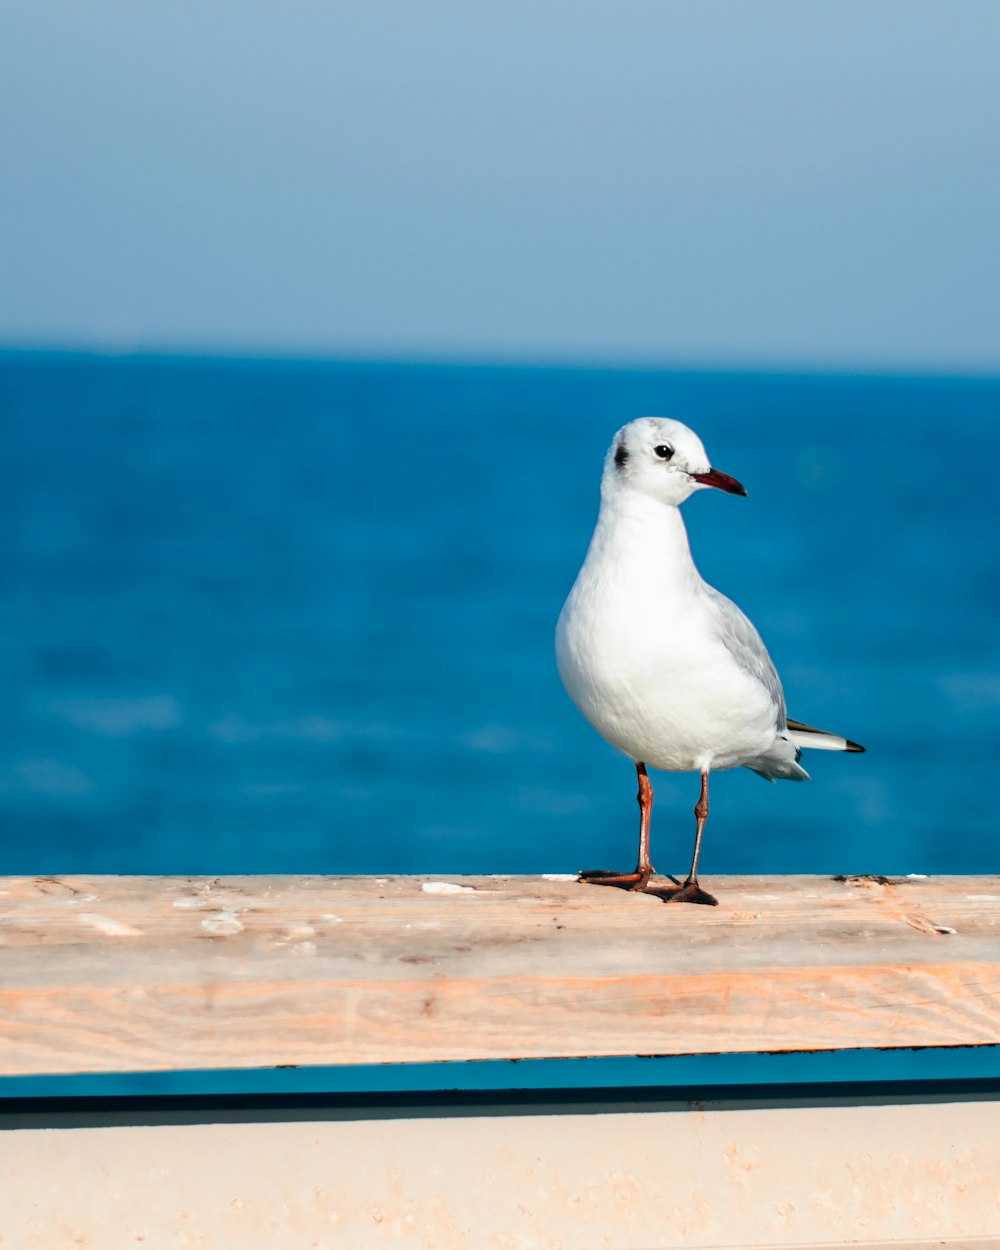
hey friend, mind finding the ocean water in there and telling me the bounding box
[1,351,998,887]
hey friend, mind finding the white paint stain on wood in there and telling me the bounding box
[77,913,142,938]
[200,911,244,936]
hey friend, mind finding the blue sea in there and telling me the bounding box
[2,350,998,1094]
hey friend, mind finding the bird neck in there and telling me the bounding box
[586,489,700,590]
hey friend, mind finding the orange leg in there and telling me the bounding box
[662,770,718,906]
[579,762,656,891]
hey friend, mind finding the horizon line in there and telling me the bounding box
[1,340,999,384]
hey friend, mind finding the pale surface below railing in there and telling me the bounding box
[4,1094,1000,1250]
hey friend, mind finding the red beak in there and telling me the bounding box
[691,467,747,497]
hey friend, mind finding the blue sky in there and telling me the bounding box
[2,1,998,368]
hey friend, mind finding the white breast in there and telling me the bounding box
[556,493,780,774]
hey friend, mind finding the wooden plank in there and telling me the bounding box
[0,874,998,1076]
[3,1092,1000,1248]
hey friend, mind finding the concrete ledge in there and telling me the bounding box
[2,1086,999,1248]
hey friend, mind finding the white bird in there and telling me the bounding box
[556,417,863,906]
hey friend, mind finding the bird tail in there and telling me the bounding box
[748,756,811,782]
[787,718,865,753]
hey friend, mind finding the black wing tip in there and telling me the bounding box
[845,739,865,753]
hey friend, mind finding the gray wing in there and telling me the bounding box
[699,583,787,728]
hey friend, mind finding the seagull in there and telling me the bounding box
[556,417,864,906]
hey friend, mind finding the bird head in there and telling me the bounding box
[602,417,747,507]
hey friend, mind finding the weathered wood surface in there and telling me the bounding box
[0,873,998,1076]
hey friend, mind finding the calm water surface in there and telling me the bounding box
[1,352,998,884]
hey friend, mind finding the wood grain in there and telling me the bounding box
[0,874,998,1075]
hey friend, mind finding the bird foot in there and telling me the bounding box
[647,879,719,906]
[578,868,652,892]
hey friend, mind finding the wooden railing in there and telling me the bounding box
[2,873,999,1248]
[2,873,999,1074]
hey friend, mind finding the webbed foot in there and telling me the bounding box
[647,878,719,906]
[578,867,651,892]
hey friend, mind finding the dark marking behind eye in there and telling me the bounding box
[614,441,629,469]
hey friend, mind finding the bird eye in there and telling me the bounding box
[653,444,674,460]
